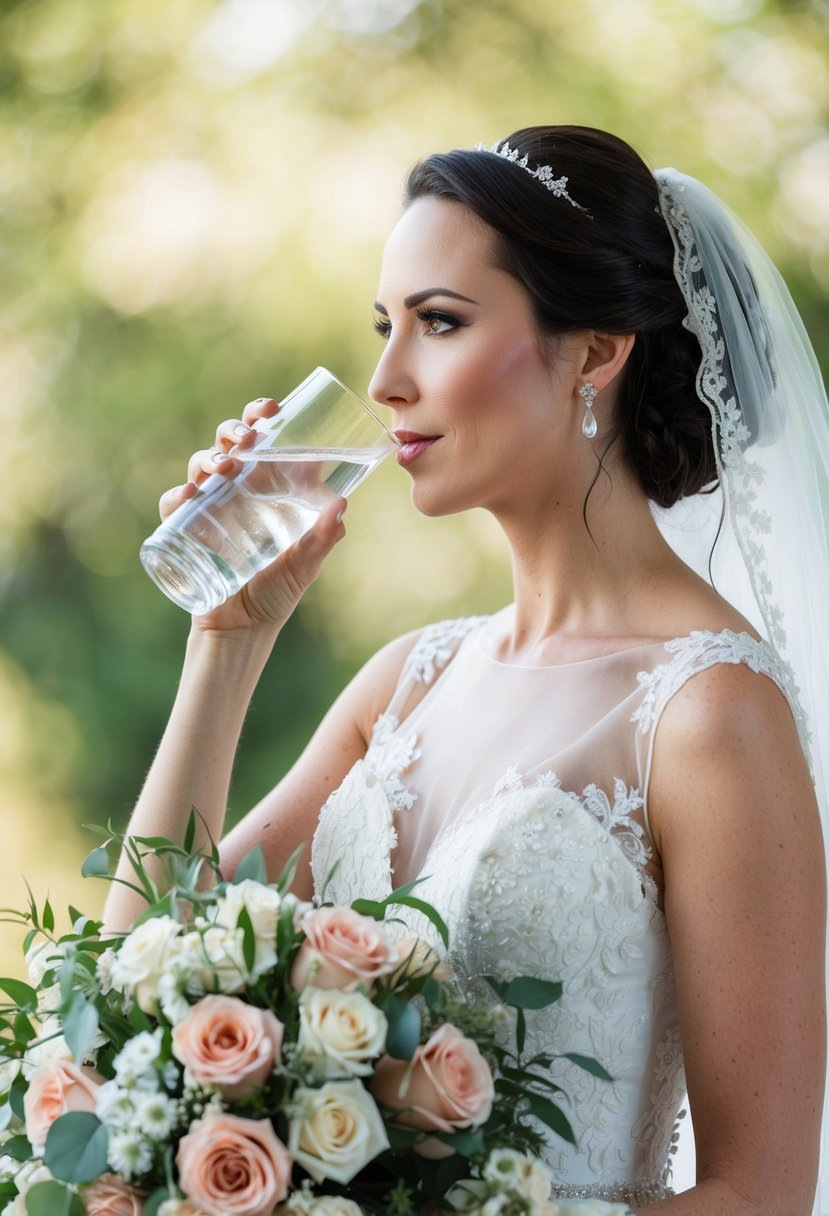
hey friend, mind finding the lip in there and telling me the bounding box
[393,430,442,468]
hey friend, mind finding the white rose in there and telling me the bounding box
[307,1199,364,1215]
[180,924,250,993]
[110,916,182,1013]
[211,880,281,979]
[23,1017,72,1076]
[298,989,387,1078]
[25,941,67,988]
[288,1079,390,1184]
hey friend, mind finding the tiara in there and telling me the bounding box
[475,140,586,211]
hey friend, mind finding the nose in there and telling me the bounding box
[368,340,417,411]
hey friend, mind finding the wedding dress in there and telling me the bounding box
[311,608,802,1210]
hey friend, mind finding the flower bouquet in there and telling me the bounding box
[0,819,632,1216]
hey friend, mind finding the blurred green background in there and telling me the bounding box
[1,0,828,948]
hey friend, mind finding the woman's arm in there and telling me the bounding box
[639,663,826,1216]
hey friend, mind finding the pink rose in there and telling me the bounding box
[172,995,284,1100]
[24,1060,105,1154]
[176,1111,292,1216]
[290,907,397,993]
[372,1023,494,1135]
[83,1173,144,1215]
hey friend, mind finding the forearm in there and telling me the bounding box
[640,1177,811,1216]
[103,625,278,931]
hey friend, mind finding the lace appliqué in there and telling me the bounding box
[405,616,490,685]
[657,181,810,755]
[633,628,803,746]
[365,712,420,813]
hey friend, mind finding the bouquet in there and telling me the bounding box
[0,819,632,1216]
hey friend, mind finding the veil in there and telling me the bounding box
[654,169,829,1214]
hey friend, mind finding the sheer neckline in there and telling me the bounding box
[476,607,673,672]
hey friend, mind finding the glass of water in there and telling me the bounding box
[140,367,397,614]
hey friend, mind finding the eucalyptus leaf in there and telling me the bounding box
[63,992,100,1063]
[44,1112,109,1184]
[233,844,268,886]
[385,993,421,1060]
[237,906,256,974]
[80,848,110,879]
[25,1180,85,1216]
[2,1133,33,1162]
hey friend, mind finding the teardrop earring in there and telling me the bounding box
[579,382,598,439]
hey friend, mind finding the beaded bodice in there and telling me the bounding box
[311,612,794,1207]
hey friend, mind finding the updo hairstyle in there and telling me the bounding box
[404,126,716,509]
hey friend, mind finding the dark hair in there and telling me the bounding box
[404,126,716,508]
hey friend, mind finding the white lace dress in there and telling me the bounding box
[311,609,798,1209]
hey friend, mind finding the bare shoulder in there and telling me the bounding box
[648,657,818,865]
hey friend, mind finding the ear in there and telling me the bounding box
[579,331,635,393]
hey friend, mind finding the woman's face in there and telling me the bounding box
[369,196,587,519]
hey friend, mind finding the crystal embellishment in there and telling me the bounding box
[475,140,587,211]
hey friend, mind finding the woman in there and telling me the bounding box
[107,127,828,1213]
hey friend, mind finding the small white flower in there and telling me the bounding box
[113,1029,163,1088]
[107,1129,153,1179]
[136,1091,177,1140]
[96,947,117,994]
[96,1080,137,1129]
[483,1149,551,1203]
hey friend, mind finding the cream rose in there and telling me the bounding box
[24,1060,105,1154]
[297,989,387,1078]
[290,908,397,994]
[288,1079,389,1184]
[83,1173,145,1215]
[210,881,280,980]
[176,1111,292,1216]
[306,1200,364,1215]
[172,995,283,1099]
[393,937,453,984]
[159,1201,210,1216]
[110,916,182,1013]
[372,1023,494,1135]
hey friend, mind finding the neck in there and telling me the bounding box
[491,470,682,658]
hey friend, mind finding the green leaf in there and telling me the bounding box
[42,900,54,934]
[503,976,563,1010]
[25,1180,85,1216]
[0,979,37,1010]
[183,808,197,855]
[524,1093,575,1145]
[233,844,268,886]
[515,1007,526,1056]
[434,1126,485,1158]
[387,896,449,949]
[561,1052,613,1082]
[385,1123,420,1149]
[44,1112,109,1184]
[385,994,421,1060]
[145,1188,177,1216]
[63,992,99,1064]
[9,1073,26,1119]
[80,848,110,879]
[2,1134,33,1162]
[350,898,386,922]
[237,906,256,974]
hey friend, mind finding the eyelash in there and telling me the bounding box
[372,308,465,340]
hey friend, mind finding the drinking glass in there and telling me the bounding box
[140,367,397,615]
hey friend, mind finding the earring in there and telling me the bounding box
[579,382,598,438]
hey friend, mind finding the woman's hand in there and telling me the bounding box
[159,397,347,636]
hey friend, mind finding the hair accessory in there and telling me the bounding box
[475,140,586,211]
[579,382,598,438]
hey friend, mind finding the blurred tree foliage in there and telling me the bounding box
[0,0,827,857]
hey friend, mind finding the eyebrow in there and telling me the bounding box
[373,287,480,315]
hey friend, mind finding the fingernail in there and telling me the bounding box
[233,424,250,437]
[336,505,347,523]
[213,451,230,464]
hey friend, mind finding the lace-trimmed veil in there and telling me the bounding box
[654,169,829,1212]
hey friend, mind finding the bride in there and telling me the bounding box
[106,127,828,1214]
